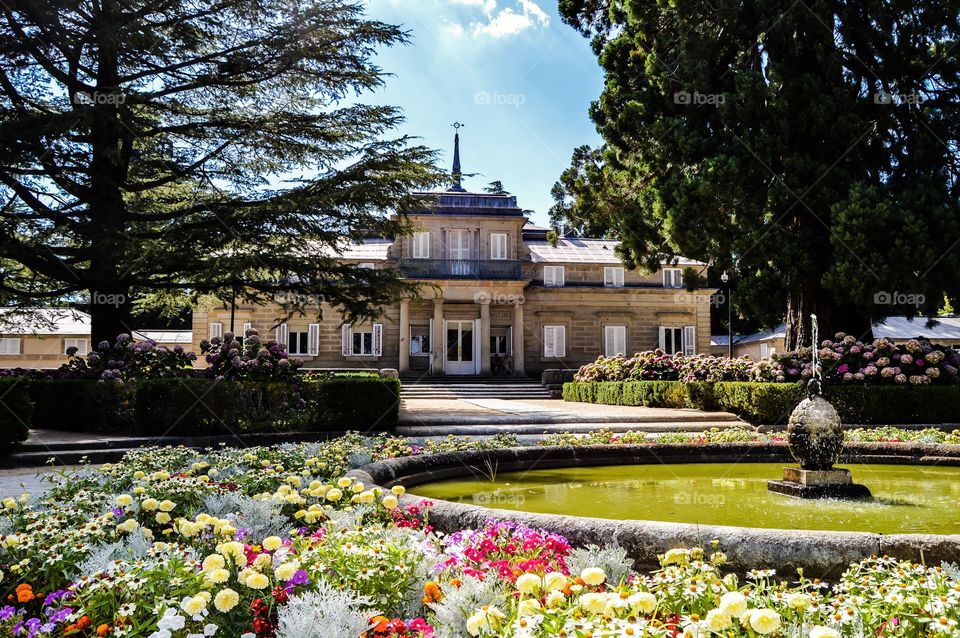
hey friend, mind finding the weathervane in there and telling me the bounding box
[452,122,464,130]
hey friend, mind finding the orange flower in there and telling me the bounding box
[370,615,390,633]
[78,616,92,630]
[96,624,111,637]
[422,581,443,604]
[15,583,34,604]
[450,578,462,589]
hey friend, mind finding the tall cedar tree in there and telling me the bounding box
[552,0,960,348]
[0,0,442,343]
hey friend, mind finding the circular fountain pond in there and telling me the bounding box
[348,443,960,575]
[412,462,960,535]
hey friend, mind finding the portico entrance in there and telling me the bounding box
[445,319,477,375]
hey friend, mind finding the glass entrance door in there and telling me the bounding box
[445,320,475,375]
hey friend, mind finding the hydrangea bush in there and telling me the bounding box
[2,435,960,637]
[56,333,197,381]
[575,352,753,383]
[200,328,300,382]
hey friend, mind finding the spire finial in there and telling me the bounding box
[449,122,466,192]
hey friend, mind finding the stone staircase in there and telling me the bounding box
[399,375,553,400]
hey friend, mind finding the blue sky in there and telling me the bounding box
[365,0,605,226]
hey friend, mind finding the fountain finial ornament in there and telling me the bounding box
[767,315,871,498]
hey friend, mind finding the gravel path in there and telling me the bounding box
[0,466,80,498]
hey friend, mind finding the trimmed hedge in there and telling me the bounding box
[134,379,306,436]
[23,374,401,437]
[305,375,401,431]
[0,377,32,453]
[564,380,960,426]
[30,380,134,432]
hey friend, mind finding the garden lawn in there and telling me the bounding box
[1,432,959,638]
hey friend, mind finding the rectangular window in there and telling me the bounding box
[760,343,770,359]
[490,335,508,355]
[659,326,683,354]
[208,322,223,340]
[64,338,88,355]
[543,265,565,287]
[352,329,374,356]
[0,338,21,355]
[604,326,627,358]
[604,266,625,287]
[341,324,383,357]
[288,331,309,356]
[412,232,430,259]
[662,268,683,288]
[543,325,566,358]
[410,328,431,356]
[490,233,508,260]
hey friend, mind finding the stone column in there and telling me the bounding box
[433,300,444,374]
[399,300,410,373]
[480,300,491,374]
[512,301,525,373]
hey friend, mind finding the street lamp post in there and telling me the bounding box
[721,271,732,358]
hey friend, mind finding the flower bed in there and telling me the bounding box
[2,435,960,637]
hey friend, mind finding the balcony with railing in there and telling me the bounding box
[398,258,524,280]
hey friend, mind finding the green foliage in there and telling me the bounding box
[0,377,31,452]
[0,0,443,342]
[134,379,306,436]
[304,375,401,431]
[30,380,134,432]
[566,379,960,427]
[553,0,960,340]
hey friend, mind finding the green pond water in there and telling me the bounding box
[413,463,960,534]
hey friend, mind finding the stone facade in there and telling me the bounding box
[193,187,716,377]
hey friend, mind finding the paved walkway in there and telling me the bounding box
[0,465,76,499]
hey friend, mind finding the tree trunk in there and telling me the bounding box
[89,285,133,347]
[785,283,874,351]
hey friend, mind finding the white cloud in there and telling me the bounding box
[451,0,551,39]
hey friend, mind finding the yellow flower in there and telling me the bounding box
[351,482,365,493]
[517,599,542,616]
[205,568,231,584]
[391,485,406,495]
[325,488,343,502]
[337,477,352,488]
[515,573,542,595]
[115,494,133,507]
[545,591,566,608]
[787,593,812,611]
[155,512,171,524]
[809,626,841,638]
[262,536,283,551]
[579,592,608,614]
[203,553,226,573]
[141,498,159,511]
[381,495,399,509]
[543,571,567,592]
[663,548,690,565]
[180,595,207,617]
[214,588,240,613]
[2,498,16,510]
[580,568,606,586]
[629,592,658,614]
[245,572,270,589]
[158,500,175,512]
[706,609,732,632]
[274,562,299,581]
[719,592,748,618]
[749,608,781,635]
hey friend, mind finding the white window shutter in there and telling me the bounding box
[242,322,252,335]
[662,269,671,287]
[543,326,555,357]
[373,323,383,357]
[275,323,289,349]
[658,326,667,351]
[684,325,696,355]
[307,323,320,356]
[604,327,613,357]
[556,326,566,358]
[544,267,554,286]
[341,325,352,356]
[209,322,222,340]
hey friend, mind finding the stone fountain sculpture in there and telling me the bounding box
[767,316,872,499]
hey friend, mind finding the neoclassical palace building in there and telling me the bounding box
[191,134,715,376]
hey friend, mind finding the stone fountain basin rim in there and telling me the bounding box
[345,441,960,576]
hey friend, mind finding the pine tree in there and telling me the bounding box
[0,0,441,343]
[554,0,960,348]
